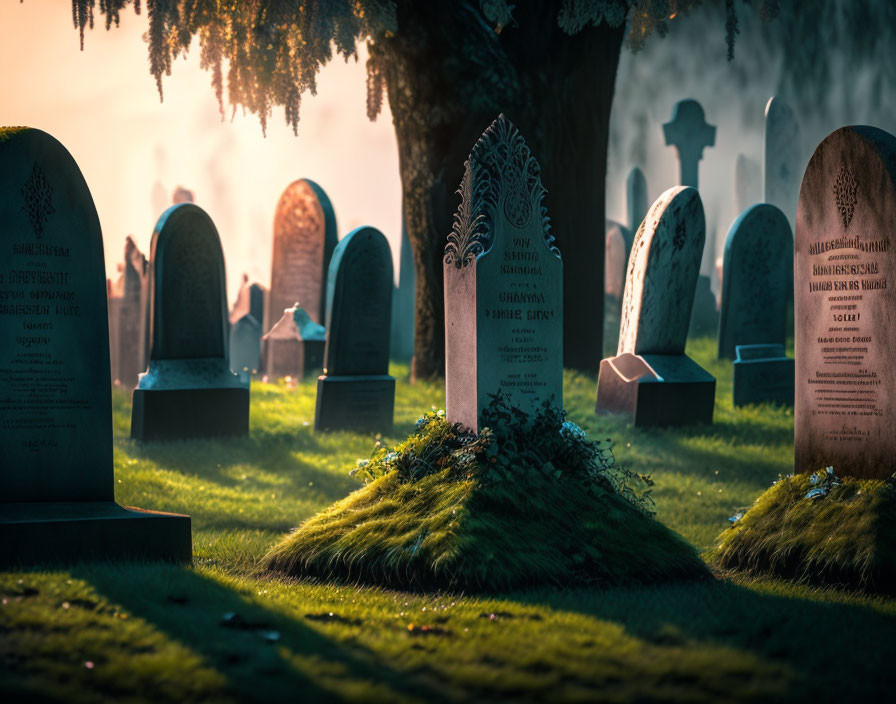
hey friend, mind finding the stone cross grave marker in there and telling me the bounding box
[265,179,336,377]
[765,96,801,228]
[444,114,563,433]
[663,99,716,190]
[718,203,792,359]
[795,125,896,479]
[596,186,715,427]
[315,226,395,432]
[131,203,248,442]
[0,127,190,565]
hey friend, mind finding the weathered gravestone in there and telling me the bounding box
[765,96,801,229]
[663,99,716,189]
[718,203,792,359]
[627,166,648,240]
[265,179,337,377]
[733,343,794,407]
[444,115,563,432]
[315,226,395,432]
[390,220,415,362]
[116,235,149,388]
[795,126,896,479]
[735,154,762,213]
[263,303,326,381]
[229,275,266,378]
[0,127,191,565]
[131,204,248,441]
[596,186,715,427]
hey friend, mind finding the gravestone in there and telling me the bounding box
[107,274,122,383]
[116,235,148,388]
[315,226,395,432]
[390,220,415,362]
[735,154,762,213]
[265,179,337,377]
[663,99,716,189]
[0,127,190,565]
[718,203,792,359]
[688,274,719,338]
[765,96,801,229]
[262,303,326,381]
[131,203,248,442]
[795,125,896,479]
[605,222,628,305]
[626,166,648,240]
[229,275,267,378]
[733,344,794,407]
[444,115,563,432]
[596,186,715,427]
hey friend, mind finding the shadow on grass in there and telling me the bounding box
[76,563,447,704]
[517,578,893,701]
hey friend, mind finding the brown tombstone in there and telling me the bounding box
[264,179,337,377]
[116,235,149,388]
[795,125,896,479]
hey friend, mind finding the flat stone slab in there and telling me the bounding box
[0,502,191,566]
[314,375,395,433]
[733,344,794,407]
[596,353,715,427]
[131,387,249,442]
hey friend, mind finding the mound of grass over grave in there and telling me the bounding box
[266,395,708,591]
[713,469,896,592]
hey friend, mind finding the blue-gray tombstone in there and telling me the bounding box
[315,226,395,432]
[733,344,794,407]
[444,115,563,432]
[718,203,792,359]
[390,219,415,363]
[663,99,716,190]
[626,166,648,243]
[596,186,715,427]
[131,203,248,441]
[262,303,326,381]
[229,274,266,378]
[0,127,190,565]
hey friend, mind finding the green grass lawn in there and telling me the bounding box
[2,339,894,702]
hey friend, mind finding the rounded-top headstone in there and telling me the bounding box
[618,186,705,356]
[0,127,112,501]
[323,226,393,377]
[765,96,801,226]
[795,125,896,479]
[718,203,792,359]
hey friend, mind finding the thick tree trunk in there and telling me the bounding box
[375,4,624,380]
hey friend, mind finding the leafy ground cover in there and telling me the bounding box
[2,339,895,702]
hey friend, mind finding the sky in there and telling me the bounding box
[0,1,402,301]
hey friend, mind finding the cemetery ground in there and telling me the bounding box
[2,339,894,703]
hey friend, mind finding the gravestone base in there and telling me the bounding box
[596,353,715,427]
[265,339,325,379]
[131,387,249,442]
[315,375,395,433]
[0,502,191,567]
[733,344,794,407]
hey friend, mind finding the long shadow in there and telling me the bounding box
[75,563,449,704]
[514,577,895,701]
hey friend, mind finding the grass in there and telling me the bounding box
[2,341,895,702]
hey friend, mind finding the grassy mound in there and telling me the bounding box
[712,471,896,592]
[266,397,709,591]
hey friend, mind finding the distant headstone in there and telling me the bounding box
[390,220,415,362]
[734,154,762,213]
[626,166,648,238]
[795,125,896,479]
[444,115,563,432]
[262,303,326,381]
[107,275,122,383]
[733,344,794,407]
[718,204,792,358]
[688,275,719,339]
[131,204,248,442]
[116,235,149,388]
[765,96,801,228]
[229,275,267,378]
[0,127,190,565]
[596,186,715,426]
[663,99,716,189]
[315,226,395,432]
[265,179,336,377]
[605,222,628,305]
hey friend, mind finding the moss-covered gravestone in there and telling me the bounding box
[265,179,337,378]
[596,187,715,427]
[0,127,190,565]
[314,226,394,433]
[131,204,248,441]
[444,115,563,432]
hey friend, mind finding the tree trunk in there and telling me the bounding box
[374,4,624,380]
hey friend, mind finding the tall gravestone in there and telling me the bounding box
[116,235,148,388]
[131,204,248,442]
[626,166,648,242]
[229,275,266,378]
[390,220,415,363]
[795,126,896,479]
[265,179,337,377]
[596,186,715,427]
[444,115,563,432]
[719,203,792,358]
[765,96,801,229]
[0,127,190,565]
[735,154,762,213]
[314,226,395,432]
